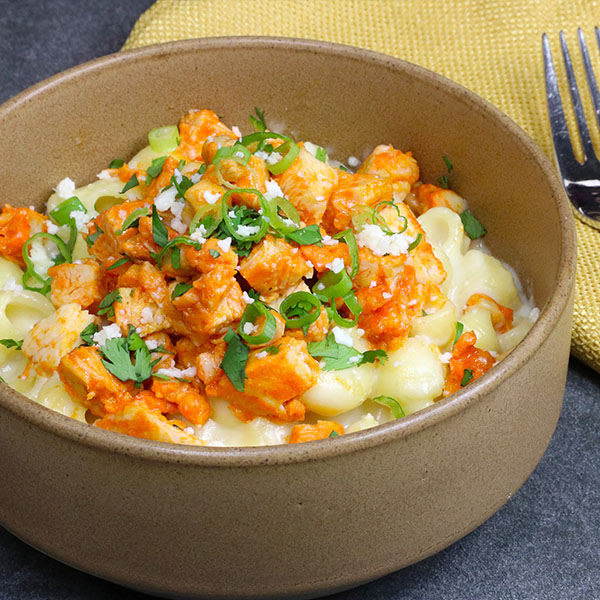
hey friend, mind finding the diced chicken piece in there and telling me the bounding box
[173,265,245,339]
[357,144,420,197]
[0,204,46,266]
[48,259,105,309]
[95,400,203,445]
[142,155,179,202]
[176,336,211,370]
[182,237,238,274]
[220,155,270,210]
[201,135,237,165]
[323,172,393,232]
[113,287,171,337]
[144,331,176,370]
[239,235,312,299]
[275,147,339,224]
[202,337,318,422]
[195,342,226,385]
[58,345,133,416]
[443,331,496,396]
[178,109,237,160]
[288,420,344,443]
[407,183,467,216]
[184,174,225,222]
[465,293,514,333]
[151,379,210,425]
[286,306,329,342]
[22,303,96,376]
[300,242,350,274]
[353,247,406,291]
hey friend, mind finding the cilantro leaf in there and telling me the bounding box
[171,173,194,199]
[307,335,362,371]
[85,224,103,248]
[264,345,280,355]
[209,249,221,258]
[372,395,405,419]
[460,209,487,240]
[97,290,122,318]
[329,430,339,438]
[106,257,131,271]
[114,207,149,236]
[247,289,261,301]
[146,156,168,184]
[98,328,155,385]
[171,281,192,300]
[109,158,124,169]
[360,349,388,365]
[120,174,139,194]
[461,368,474,387]
[220,329,249,391]
[249,107,267,132]
[443,155,453,172]
[286,224,322,245]
[453,321,464,347]
[152,205,169,247]
[0,338,23,350]
[436,174,449,189]
[315,146,327,162]
[79,323,99,346]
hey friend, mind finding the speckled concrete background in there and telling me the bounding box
[0,1,599,599]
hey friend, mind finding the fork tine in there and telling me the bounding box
[543,33,577,172]
[560,31,596,160]
[578,29,600,134]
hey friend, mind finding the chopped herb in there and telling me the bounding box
[151,205,169,247]
[286,224,322,245]
[99,330,154,385]
[106,257,131,271]
[220,329,249,392]
[329,430,339,438]
[109,158,124,169]
[422,309,428,316]
[360,349,388,365]
[114,207,149,236]
[215,204,261,257]
[372,395,405,419]
[85,224,103,247]
[407,233,422,252]
[453,321,464,347]
[209,249,221,258]
[0,339,23,351]
[177,159,186,171]
[171,281,192,299]
[171,173,194,199]
[146,156,168,184]
[443,155,453,172]
[315,146,327,162]
[461,368,474,387]
[152,373,171,381]
[97,289,122,318]
[247,289,261,301]
[338,164,350,173]
[264,345,280,355]
[249,107,267,132]
[197,164,207,177]
[120,174,139,194]
[307,334,362,371]
[150,236,202,268]
[0,375,5,384]
[460,209,487,240]
[436,174,450,189]
[79,322,99,346]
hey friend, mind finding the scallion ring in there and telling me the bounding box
[240,131,291,149]
[221,188,269,242]
[312,269,353,303]
[268,197,301,235]
[333,228,359,278]
[150,237,203,268]
[374,200,408,234]
[212,143,252,189]
[267,140,300,175]
[280,292,322,330]
[238,301,277,345]
[190,203,223,237]
[327,292,363,328]
[22,232,72,294]
[49,196,87,226]
[148,125,180,154]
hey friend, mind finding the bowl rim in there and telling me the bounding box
[0,36,576,466]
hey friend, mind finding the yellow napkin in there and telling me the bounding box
[124,0,600,372]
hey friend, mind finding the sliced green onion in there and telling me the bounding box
[50,197,87,226]
[333,228,359,278]
[221,188,269,242]
[315,146,327,162]
[114,207,150,236]
[313,269,353,303]
[453,321,464,347]
[327,292,363,328]
[372,395,405,419]
[148,125,180,154]
[150,237,203,268]
[267,140,300,175]
[268,197,300,235]
[190,204,223,237]
[212,143,252,189]
[461,368,474,387]
[286,224,322,246]
[238,301,277,345]
[374,200,408,234]
[407,233,422,251]
[21,232,72,294]
[280,292,321,330]
[240,131,291,148]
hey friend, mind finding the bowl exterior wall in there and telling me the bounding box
[0,289,572,599]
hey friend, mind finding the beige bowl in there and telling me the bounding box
[0,38,575,599]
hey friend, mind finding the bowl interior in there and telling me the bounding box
[0,37,574,457]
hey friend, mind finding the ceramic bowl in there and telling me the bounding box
[0,38,575,599]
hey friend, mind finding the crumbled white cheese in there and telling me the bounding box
[140,307,154,324]
[529,307,540,322]
[184,426,195,435]
[242,291,255,304]
[46,220,59,235]
[297,169,305,178]
[407,299,417,307]
[264,179,285,201]
[242,322,258,335]
[254,150,270,160]
[70,210,89,231]
[325,257,345,273]
[92,323,122,346]
[255,351,268,359]
[305,260,314,269]
[190,172,202,184]
[96,169,114,180]
[321,235,339,246]
[369,280,377,288]
[202,190,221,205]
[217,237,232,253]
[356,224,415,257]
[3,278,23,293]
[173,168,183,185]
[266,152,283,165]
[382,292,392,299]
[232,125,242,139]
[190,227,207,244]
[154,186,178,213]
[236,224,260,236]
[347,156,360,168]
[28,240,55,278]
[439,352,453,364]
[54,177,76,199]
[332,326,354,347]
[118,209,127,220]
[348,355,361,364]
[145,339,159,350]
[156,365,197,379]
[356,328,365,336]
[170,218,187,234]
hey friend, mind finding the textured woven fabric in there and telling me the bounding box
[123,0,600,372]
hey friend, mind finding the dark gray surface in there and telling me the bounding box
[0,1,599,599]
